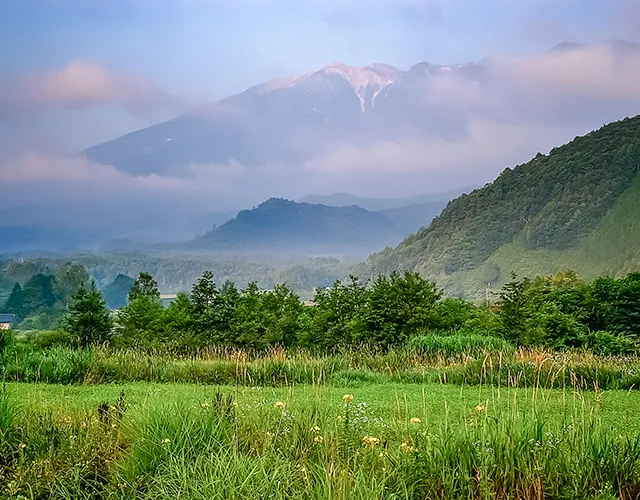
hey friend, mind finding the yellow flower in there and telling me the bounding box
[201,403,210,408]
[313,436,324,443]
[311,425,321,433]
[18,443,26,449]
[401,442,417,454]
[336,415,343,422]
[362,435,381,448]
[274,401,286,410]
[343,394,354,403]
[162,438,171,444]
[409,417,421,425]
[475,405,485,413]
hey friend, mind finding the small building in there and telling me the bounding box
[0,314,14,330]
[160,294,178,308]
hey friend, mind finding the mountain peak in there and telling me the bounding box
[549,41,584,53]
[256,61,400,112]
[549,39,639,54]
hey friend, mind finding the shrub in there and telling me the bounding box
[584,331,639,356]
[19,329,74,349]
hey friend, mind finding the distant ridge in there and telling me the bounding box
[193,198,403,253]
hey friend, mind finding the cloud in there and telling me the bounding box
[0,60,180,114]
[299,119,580,196]
[0,151,183,188]
[499,43,640,101]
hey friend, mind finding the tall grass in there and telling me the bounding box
[2,384,640,499]
[406,333,513,358]
[3,341,640,391]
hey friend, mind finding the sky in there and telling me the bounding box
[1,0,638,150]
[0,0,639,245]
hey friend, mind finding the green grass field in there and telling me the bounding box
[3,379,640,499]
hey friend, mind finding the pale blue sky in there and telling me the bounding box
[0,0,639,230]
[1,0,635,101]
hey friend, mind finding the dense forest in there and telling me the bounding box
[362,115,640,296]
[3,265,639,356]
[0,254,352,318]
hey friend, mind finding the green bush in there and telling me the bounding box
[19,329,74,349]
[585,331,639,356]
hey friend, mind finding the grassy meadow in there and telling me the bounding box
[3,344,640,499]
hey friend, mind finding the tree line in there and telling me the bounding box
[39,269,640,355]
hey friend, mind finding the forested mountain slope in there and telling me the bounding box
[361,115,640,297]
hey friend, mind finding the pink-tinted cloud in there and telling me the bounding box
[0,60,179,113]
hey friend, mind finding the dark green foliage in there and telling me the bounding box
[4,283,25,323]
[189,270,227,344]
[1,263,94,330]
[496,271,640,352]
[364,115,640,280]
[21,274,56,317]
[102,274,135,309]
[53,263,90,305]
[4,264,639,356]
[584,331,639,356]
[63,282,113,347]
[498,273,532,343]
[307,275,369,349]
[115,295,165,349]
[433,298,479,331]
[364,272,440,348]
[19,329,74,349]
[128,272,160,302]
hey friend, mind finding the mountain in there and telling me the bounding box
[361,115,640,297]
[81,39,640,183]
[193,198,403,254]
[298,187,472,211]
[376,203,447,236]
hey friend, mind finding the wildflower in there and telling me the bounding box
[274,401,286,410]
[201,403,210,408]
[401,442,417,454]
[379,452,384,458]
[162,438,171,444]
[409,417,421,425]
[362,435,381,448]
[81,422,87,429]
[336,415,343,422]
[314,436,324,443]
[343,394,354,403]
[18,443,26,449]
[311,425,321,433]
[475,405,485,413]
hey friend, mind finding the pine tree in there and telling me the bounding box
[5,283,25,323]
[63,281,113,347]
[128,272,160,302]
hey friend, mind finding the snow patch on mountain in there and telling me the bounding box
[260,61,400,112]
